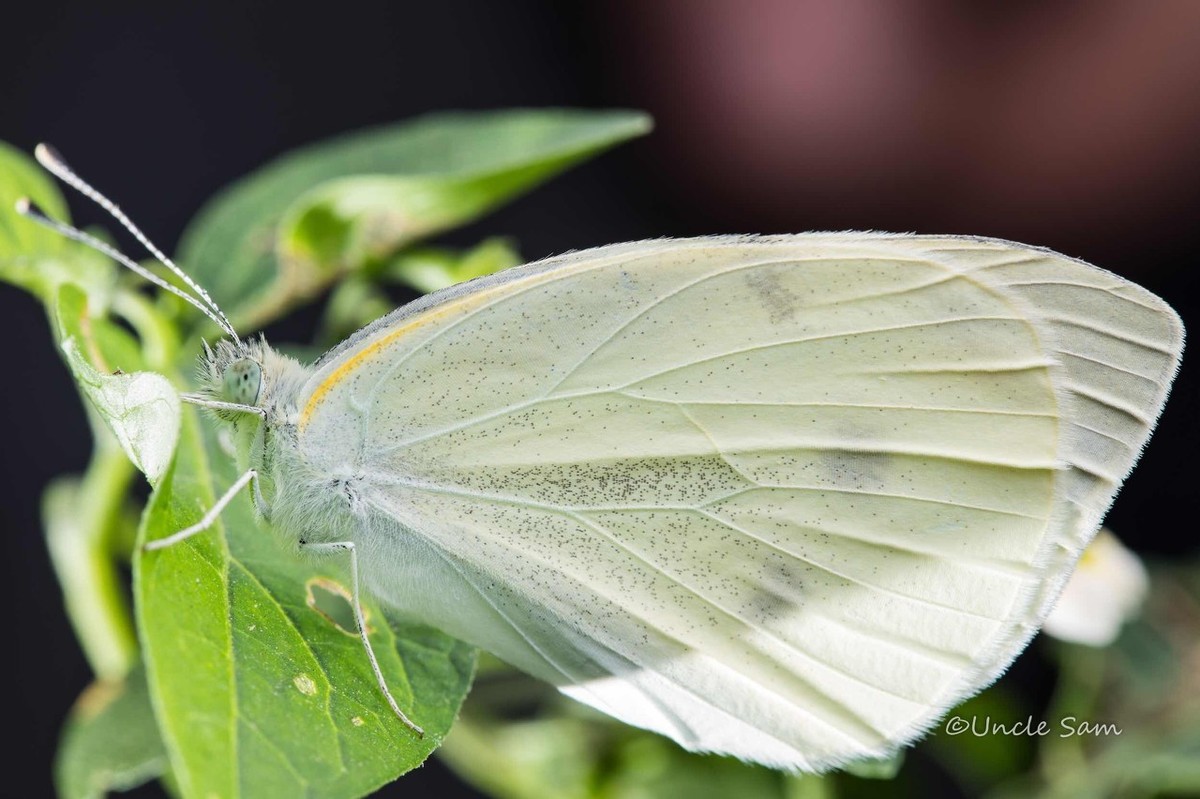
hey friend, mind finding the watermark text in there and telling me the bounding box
[943,715,1122,738]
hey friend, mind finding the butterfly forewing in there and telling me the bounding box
[295,235,1181,770]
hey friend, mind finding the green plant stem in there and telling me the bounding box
[112,289,179,371]
[785,775,836,799]
[1038,644,1106,789]
[44,428,139,681]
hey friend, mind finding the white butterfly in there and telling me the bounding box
[25,146,1183,773]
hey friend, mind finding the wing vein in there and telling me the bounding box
[357,249,669,431]
[703,484,1045,521]
[860,361,1053,377]
[567,509,930,709]
[676,403,763,486]
[622,393,1058,419]
[396,478,1009,623]
[543,254,961,397]
[993,279,1165,312]
[406,488,890,744]
[1058,349,1162,384]
[1066,419,1135,449]
[690,509,1008,621]
[1044,316,1177,356]
[1062,381,1153,425]
[613,316,1027,391]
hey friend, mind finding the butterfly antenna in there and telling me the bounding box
[31,143,239,342]
[14,198,239,341]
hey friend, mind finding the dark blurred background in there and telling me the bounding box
[1,2,1197,797]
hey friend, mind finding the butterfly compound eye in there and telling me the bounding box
[223,358,262,406]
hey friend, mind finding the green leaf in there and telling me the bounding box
[840,752,904,780]
[0,140,118,303]
[44,467,139,682]
[176,109,651,330]
[316,239,523,348]
[383,238,523,295]
[55,284,181,484]
[0,140,70,293]
[136,404,476,798]
[600,738,783,799]
[55,664,169,799]
[315,277,395,350]
[923,686,1037,793]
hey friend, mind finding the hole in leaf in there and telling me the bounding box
[305,576,371,637]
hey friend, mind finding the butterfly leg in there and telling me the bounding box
[144,469,259,550]
[250,471,272,521]
[180,393,266,417]
[300,540,426,738]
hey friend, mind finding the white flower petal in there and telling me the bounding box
[1043,528,1149,647]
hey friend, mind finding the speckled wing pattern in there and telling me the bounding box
[297,235,1182,771]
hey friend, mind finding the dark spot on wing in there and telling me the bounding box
[745,268,800,324]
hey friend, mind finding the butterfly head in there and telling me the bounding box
[197,337,309,421]
[198,337,271,418]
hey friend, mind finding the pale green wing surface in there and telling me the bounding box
[297,235,1182,771]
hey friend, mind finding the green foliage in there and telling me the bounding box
[5,107,1196,799]
[56,284,180,484]
[137,402,477,797]
[0,109,650,799]
[315,238,523,349]
[55,665,168,799]
[438,658,907,799]
[0,140,74,298]
[175,109,651,331]
[439,570,1200,799]
[383,237,523,294]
